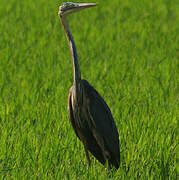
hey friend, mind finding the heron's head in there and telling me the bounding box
[59,2,97,17]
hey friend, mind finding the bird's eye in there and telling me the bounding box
[61,3,75,11]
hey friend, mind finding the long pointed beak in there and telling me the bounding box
[73,3,97,13]
[77,3,97,9]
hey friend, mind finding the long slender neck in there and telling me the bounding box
[60,16,81,86]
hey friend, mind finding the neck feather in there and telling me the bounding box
[60,16,81,85]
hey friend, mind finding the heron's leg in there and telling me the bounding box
[84,146,91,166]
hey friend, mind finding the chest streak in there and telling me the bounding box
[71,84,92,129]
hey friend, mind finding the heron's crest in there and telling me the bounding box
[60,2,76,12]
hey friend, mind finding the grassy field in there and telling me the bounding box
[0,0,178,179]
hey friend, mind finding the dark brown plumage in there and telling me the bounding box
[59,2,120,169]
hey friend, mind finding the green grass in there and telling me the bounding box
[0,0,178,179]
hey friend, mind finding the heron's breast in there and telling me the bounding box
[71,86,92,129]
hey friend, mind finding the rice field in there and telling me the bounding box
[0,0,178,179]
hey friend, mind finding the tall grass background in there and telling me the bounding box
[0,0,178,179]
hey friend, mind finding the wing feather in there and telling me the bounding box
[82,80,120,166]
